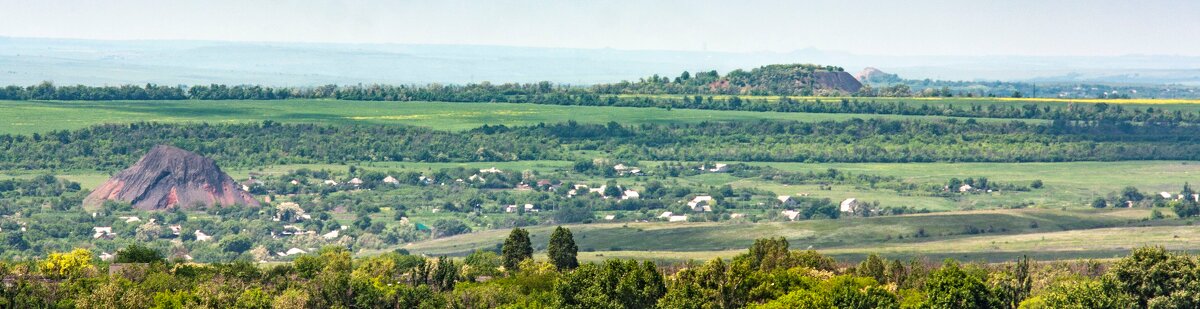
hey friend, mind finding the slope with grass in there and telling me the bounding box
[396,208,1166,262]
[0,99,998,135]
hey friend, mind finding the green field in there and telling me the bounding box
[396,208,1183,262]
[0,99,1046,135]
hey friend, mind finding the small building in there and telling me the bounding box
[959,184,973,192]
[524,204,538,212]
[604,215,616,221]
[285,248,307,256]
[622,190,640,200]
[781,210,801,221]
[348,178,364,186]
[840,198,859,213]
[668,215,689,222]
[194,230,213,242]
[322,229,340,239]
[1160,192,1173,199]
[504,205,518,213]
[93,226,114,239]
[688,196,714,211]
[777,195,796,206]
[383,176,399,184]
[323,179,339,186]
[99,252,114,261]
[479,167,502,174]
[701,163,730,173]
[659,211,673,219]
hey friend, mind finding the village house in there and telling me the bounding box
[479,167,502,174]
[194,230,213,242]
[383,175,399,185]
[959,184,973,192]
[323,179,339,186]
[840,198,859,213]
[701,163,730,173]
[588,185,607,196]
[92,226,114,239]
[505,205,519,213]
[781,210,801,221]
[622,190,640,200]
[322,229,340,239]
[348,178,364,186]
[688,195,714,212]
[524,204,538,212]
[777,195,796,206]
[604,215,616,220]
[668,215,689,222]
[659,211,673,219]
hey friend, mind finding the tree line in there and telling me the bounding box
[3,234,1198,308]
[6,118,1200,171]
[7,80,1200,124]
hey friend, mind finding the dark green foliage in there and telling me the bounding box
[502,228,533,271]
[556,259,665,309]
[1,240,1199,308]
[1107,246,1200,308]
[924,260,999,309]
[114,244,164,263]
[547,226,579,270]
[856,254,887,283]
[432,219,470,237]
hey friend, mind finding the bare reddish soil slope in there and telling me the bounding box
[84,145,258,210]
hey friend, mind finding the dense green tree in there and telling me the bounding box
[547,226,579,270]
[856,254,887,283]
[114,244,164,264]
[924,260,998,309]
[502,228,533,271]
[1107,246,1200,307]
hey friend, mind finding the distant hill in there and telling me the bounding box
[84,145,258,210]
[601,64,862,96]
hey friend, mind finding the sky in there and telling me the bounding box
[1,0,1198,56]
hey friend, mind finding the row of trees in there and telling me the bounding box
[6,118,1200,171]
[5,237,1198,308]
[6,81,1200,123]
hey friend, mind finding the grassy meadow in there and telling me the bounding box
[396,208,1184,262]
[0,99,998,135]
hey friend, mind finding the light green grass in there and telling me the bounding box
[0,99,1032,135]
[736,161,1200,209]
[395,208,1158,262]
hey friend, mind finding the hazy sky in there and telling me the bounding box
[1,0,1198,56]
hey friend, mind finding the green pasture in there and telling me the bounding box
[0,99,999,135]
[396,208,1174,262]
